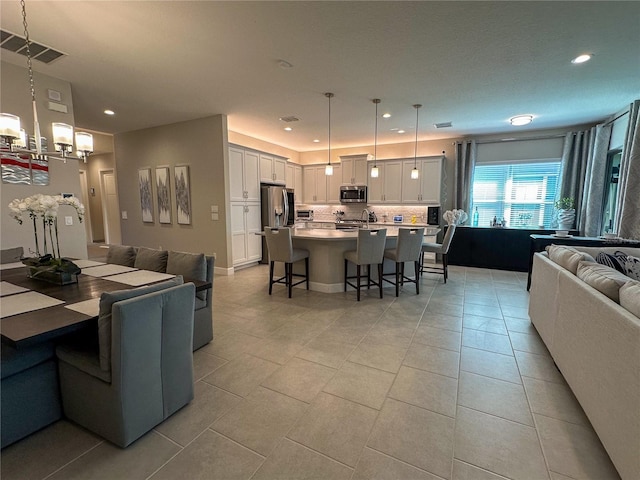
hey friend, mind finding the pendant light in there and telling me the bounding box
[370,99,380,178]
[324,92,334,176]
[411,104,422,180]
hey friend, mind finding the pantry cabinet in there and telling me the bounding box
[230,202,261,266]
[229,147,260,203]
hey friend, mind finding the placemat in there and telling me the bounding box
[0,281,30,297]
[65,298,100,317]
[0,262,25,271]
[73,259,106,269]
[0,291,64,318]
[81,264,137,277]
[105,270,176,287]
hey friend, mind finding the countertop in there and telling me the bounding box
[285,226,440,241]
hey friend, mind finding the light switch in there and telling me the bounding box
[65,216,73,226]
[211,205,219,213]
[211,213,219,221]
[121,211,128,219]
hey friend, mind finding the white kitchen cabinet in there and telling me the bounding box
[231,202,262,266]
[303,165,341,204]
[229,147,260,203]
[340,154,371,185]
[401,157,443,204]
[367,160,402,203]
[286,163,304,204]
[260,153,286,185]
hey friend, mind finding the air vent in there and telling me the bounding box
[279,116,300,123]
[0,29,66,64]
[434,122,452,129]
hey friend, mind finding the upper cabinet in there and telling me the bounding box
[259,153,286,185]
[401,157,443,204]
[229,147,260,203]
[302,165,341,204]
[286,163,303,204]
[340,154,371,185]
[367,160,402,203]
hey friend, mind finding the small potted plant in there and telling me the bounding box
[554,197,576,230]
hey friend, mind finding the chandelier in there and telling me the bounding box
[0,0,93,163]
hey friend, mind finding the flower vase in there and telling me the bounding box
[557,209,575,230]
[22,256,81,285]
[27,266,78,285]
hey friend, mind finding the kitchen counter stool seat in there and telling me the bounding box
[264,227,309,298]
[383,227,425,296]
[344,228,387,301]
[420,225,456,283]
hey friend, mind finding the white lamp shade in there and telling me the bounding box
[411,167,419,179]
[325,164,333,176]
[52,122,73,146]
[0,113,21,138]
[75,131,94,152]
[14,128,27,148]
[370,166,379,178]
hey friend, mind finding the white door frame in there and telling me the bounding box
[78,170,93,243]
[99,169,120,245]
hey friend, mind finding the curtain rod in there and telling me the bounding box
[454,133,569,146]
[603,110,628,127]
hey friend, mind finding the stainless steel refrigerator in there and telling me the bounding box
[260,185,295,263]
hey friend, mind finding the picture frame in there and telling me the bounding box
[138,167,153,223]
[155,166,171,224]
[174,165,191,225]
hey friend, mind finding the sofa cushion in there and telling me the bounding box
[97,276,183,371]
[106,245,136,267]
[619,280,640,317]
[166,251,207,301]
[134,247,168,272]
[576,261,631,303]
[1,246,23,264]
[547,245,595,275]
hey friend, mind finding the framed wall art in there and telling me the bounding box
[155,166,171,224]
[174,165,191,225]
[138,167,153,223]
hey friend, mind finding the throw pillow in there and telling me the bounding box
[1,246,23,264]
[97,276,183,371]
[106,245,136,267]
[597,250,640,281]
[619,252,640,281]
[619,280,640,317]
[576,261,630,303]
[547,245,595,275]
[595,251,626,274]
[166,251,207,301]
[134,247,169,272]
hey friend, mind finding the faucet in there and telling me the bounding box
[361,208,370,229]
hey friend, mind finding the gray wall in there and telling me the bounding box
[114,115,231,268]
[1,61,88,259]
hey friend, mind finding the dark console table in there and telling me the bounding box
[526,234,640,290]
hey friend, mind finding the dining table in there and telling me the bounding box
[0,260,211,348]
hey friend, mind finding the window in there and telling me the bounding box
[471,160,561,228]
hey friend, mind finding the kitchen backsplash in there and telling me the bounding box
[297,204,438,224]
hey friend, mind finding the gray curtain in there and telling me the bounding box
[615,100,640,240]
[557,127,610,235]
[453,140,476,213]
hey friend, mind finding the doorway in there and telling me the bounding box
[100,169,122,245]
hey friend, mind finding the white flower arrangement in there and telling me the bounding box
[443,209,468,226]
[8,194,85,259]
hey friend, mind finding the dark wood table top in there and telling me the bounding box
[1,265,211,348]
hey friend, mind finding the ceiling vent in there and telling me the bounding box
[279,116,300,123]
[0,29,66,64]
[434,122,452,129]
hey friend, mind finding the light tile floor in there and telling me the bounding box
[1,264,621,480]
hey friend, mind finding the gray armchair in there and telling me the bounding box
[56,282,195,447]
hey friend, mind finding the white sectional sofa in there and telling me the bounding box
[529,245,640,480]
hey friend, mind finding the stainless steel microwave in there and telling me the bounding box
[339,185,367,204]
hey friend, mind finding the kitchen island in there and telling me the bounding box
[264,227,439,293]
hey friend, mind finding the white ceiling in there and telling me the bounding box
[1,1,639,152]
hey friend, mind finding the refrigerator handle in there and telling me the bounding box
[283,189,290,227]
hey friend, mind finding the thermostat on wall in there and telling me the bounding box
[393,215,403,223]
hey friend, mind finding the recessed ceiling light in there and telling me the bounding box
[397,130,406,134]
[284,127,292,131]
[571,54,592,64]
[313,139,320,143]
[382,113,391,118]
[510,115,533,126]
[104,109,115,115]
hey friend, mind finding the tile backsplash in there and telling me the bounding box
[297,204,439,224]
